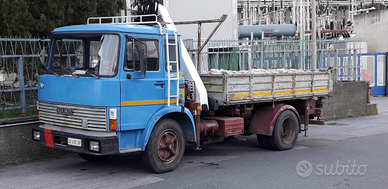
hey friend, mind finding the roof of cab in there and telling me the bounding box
[52,23,175,35]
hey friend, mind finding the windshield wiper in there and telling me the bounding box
[45,68,60,77]
[60,66,80,78]
[84,70,100,79]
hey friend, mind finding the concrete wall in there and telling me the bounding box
[323,81,367,120]
[165,0,238,40]
[353,9,388,53]
[0,124,71,168]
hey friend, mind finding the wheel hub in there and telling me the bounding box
[157,130,179,163]
[280,117,296,144]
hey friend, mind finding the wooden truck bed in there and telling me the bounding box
[200,69,333,106]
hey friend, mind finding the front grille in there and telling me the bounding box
[38,101,107,131]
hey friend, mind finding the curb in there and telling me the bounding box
[0,116,39,126]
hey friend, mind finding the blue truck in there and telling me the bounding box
[32,5,332,173]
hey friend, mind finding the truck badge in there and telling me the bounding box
[56,107,73,116]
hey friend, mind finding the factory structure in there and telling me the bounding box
[236,0,383,32]
[160,0,387,42]
[127,0,388,95]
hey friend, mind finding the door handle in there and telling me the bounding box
[154,83,165,88]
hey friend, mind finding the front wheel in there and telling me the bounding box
[142,118,185,173]
[268,110,299,150]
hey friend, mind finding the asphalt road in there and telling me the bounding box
[1,97,388,189]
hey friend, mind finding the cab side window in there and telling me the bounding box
[124,38,159,72]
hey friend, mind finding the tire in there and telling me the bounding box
[256,134,271,150]
[78,153,110,161]
[142,118,185,173]
[268,110,299,151]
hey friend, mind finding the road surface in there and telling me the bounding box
[1,97,387,189]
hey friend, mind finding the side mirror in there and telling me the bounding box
[139,49,146,75]
[134,39,147,77]
[125,35,148,79]
[39,48,47,68]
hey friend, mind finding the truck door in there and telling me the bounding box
[120,36,164,131]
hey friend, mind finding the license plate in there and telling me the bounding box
[68,138,82,147]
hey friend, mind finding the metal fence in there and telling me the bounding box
[358,52,387,96]
[1,37,362,113]
[183,39,363,82]
[0,38,50,113]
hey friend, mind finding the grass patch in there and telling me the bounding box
[0,107,38,119]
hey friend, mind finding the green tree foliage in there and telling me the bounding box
[0,0,33,37]
[0,0,124,37]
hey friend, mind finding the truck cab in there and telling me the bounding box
[33,15,196,173]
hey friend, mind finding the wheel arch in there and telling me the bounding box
[162,112,196,143]
[141,106,196,149]
[248,104,301,136]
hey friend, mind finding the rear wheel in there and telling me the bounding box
[268,110,299,150]
[78,153,110,161]
[142,118,185,173]
[256,134,271,149]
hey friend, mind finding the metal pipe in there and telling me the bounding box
[198,15,228,53]
[18,57,27,116]
[261,31,264,68]
[251,32,254,69]
[367,82,371,103]
[194,114,202,150]
[174,15,227,25]
[299,27,304,69]
[292,0,296,25]
[239,24,296,39]
[0,120,40,128]
[353,49,357,81]
[197,23,201,73]
[247,0,250,25]
[311,0,317,70]
[174,14,227,72]
[199,120,219,135]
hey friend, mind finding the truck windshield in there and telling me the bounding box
[48,34,119,77]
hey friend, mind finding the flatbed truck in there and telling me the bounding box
[32,5,332,173]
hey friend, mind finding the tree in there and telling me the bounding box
[0,0,34,37]
[0,0,124,37]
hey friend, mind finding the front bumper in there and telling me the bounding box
[32,124,119,155]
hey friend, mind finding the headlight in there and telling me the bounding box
[109,108,117,120]
[89,141,100,152]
